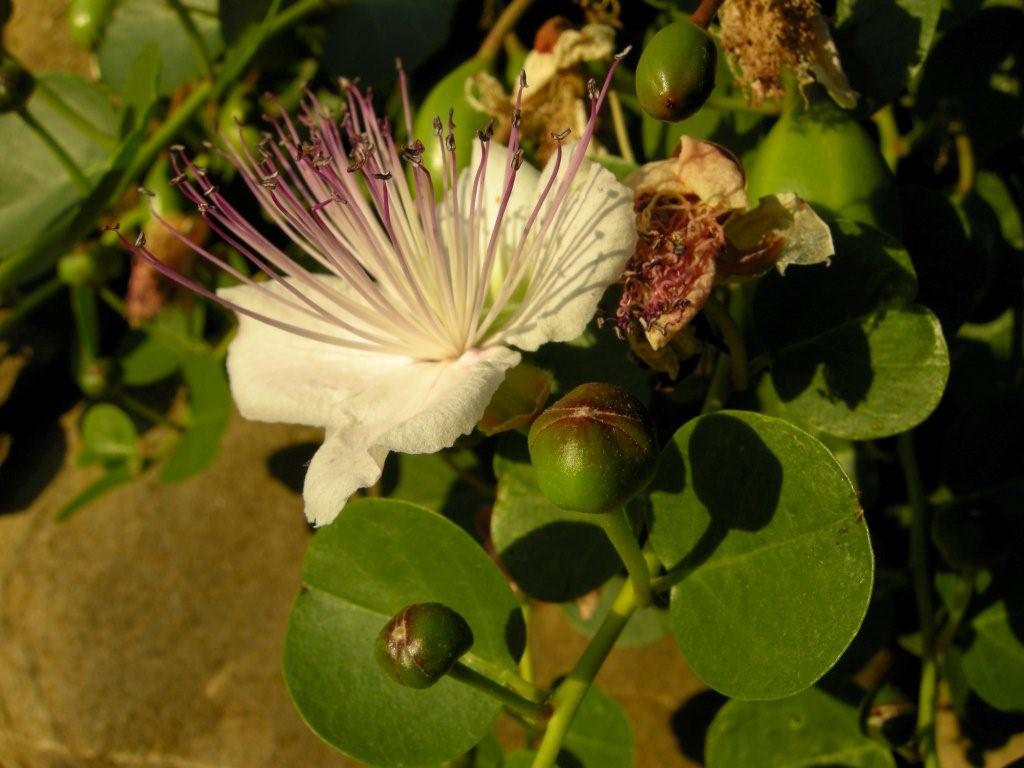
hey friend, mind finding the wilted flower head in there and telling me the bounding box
[615,136,833,374]
[468,19,615,163]
[123,57,636,526]
[719,0,857,108]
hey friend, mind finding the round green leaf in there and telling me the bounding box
[491,436,631,603]
[955,593,1024,713]
[283,498,523,766]
[649,411,874,700]
[706,687,897,767]
[79,403,138,466]
[755,220,949,440]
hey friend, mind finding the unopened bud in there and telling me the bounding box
[375,603,474,689]
[528,383,657,514]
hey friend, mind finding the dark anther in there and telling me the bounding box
[102,223,121,232]
[202,140,214,149]
[445,134,456,152]
[170,173,187,185]
[511,148,524,171]
[169,144,185,152]
[447,108,456,133]
[432,116,443,137]
[373,172,392,181]
[587,78,599,101]
[552,128,572,142]
[519,70,528,89]
[511,109,521,129]
[134,233,147,247]
[202,185,218,198]
[614,46,633,61]
[197,202,214,214]
[194,167,208,177]
[137,186,156,198]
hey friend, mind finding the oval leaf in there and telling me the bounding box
[755,220,949,439]
[707,687,897,767]
[283,498,523,766]
[649,411,874,700]
[79,403,138,467]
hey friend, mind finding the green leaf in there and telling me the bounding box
[79,403,139,467]
[0,73,117,262]
[563,575,670,648]
[99,0,224,96]
[834,0,941,109]
[649,411,874,700]
[491,436,632,603]
[323,0,457,91]
[381,449,492,536]
[500,685,633,768]
[159,353,230,483]
[119,307,193,386]
[118,43,162,134]
[754,220,949,440]
[706,687,897,767]
[283,498,523,766]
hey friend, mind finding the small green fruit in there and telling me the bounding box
[930,500,1013,572]
[375,603,474,689]
[58,251,97,286]
[528,383,657,514]
[68,0,115,50]
[746,96,901,235]
[635,19,717,122]
[0,56,33,114]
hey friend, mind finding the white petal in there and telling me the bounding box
[459,140,540,237]
[219,277,411,428]
[302,345,521,526]
[495,146,637,351]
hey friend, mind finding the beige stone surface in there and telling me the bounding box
[0,410,356,768]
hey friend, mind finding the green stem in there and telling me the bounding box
[703,294,748,391]
[598,508,651,608]
[18,107,91,193]
[69,283,101,364]
[530,552,659,768]
[871,105,901,173]
[519,599,535,684]
[32,78,118,151]
[167,0,214,76]
[460,652,547,704]
[701,350,732,414]
[448,662,548,721]
[0,276,63,336]
[897,431,938,768]
[117,391,186,431]
[476,0,535,63]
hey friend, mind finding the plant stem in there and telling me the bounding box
[897,431,938,768]
[118,390,186,431]
[703,294,748,391]
[598,508,651,608]
[461,652,547,704]
[953,124,975,198]
[18,107,91,194]
[871,105,901,173]
[690,0,725,28]
[449,661,548,721]
[701,351,732,414]
[607,91,636,165]
[477,0,535,63]
[520,599,535,683]
[530,552,659,768]
[32,77,118,150]
[0,276,63,336]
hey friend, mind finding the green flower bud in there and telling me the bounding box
[0,55,34,114]
[930,500,1012,572]
[635,19,717,122]
[78,358,111,397]
[58,251,98,286]
[528,383,657,514]
[375,603,474,689]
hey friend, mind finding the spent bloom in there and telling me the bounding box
[616,136,833,376]
[718,0,857,108]
[123,58,636,526]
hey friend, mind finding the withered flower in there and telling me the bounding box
[718,0,857,108]
[468,18,615,163]
[615,136,833,376]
